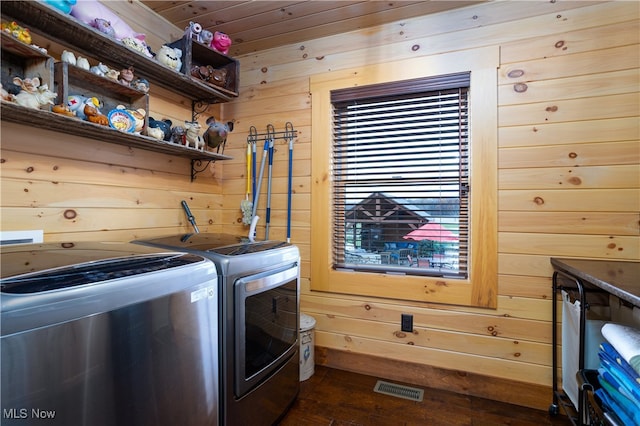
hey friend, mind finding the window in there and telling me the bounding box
[310,48,498,308]
[331,73,469,279]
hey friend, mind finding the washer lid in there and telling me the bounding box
[138,233,291,255]
[1,241,204,293]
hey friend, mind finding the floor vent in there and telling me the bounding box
[373,380,424,402]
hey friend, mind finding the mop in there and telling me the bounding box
[248,138,269,242]
[264,124,275,240]
[284,122,295,243]
[241,127,257,225]
[181,200,199,233]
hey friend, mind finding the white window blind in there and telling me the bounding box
[331,73,470,278]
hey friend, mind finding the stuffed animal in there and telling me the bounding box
[71,0,144,41]
[184,121,204,151]
[155,45,182,72]
[203,116,233,153]
[210,31,231,55]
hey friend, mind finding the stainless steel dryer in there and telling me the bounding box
[1,242,220,426]
[134,234,300,426]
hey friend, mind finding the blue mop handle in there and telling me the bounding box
[286,138,293,242]
[265,138,274,230]
[251,141,257,205]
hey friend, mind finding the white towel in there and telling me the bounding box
[602,323,640,375]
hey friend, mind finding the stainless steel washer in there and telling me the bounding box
[1,241,220,426]
[134,234,300,426]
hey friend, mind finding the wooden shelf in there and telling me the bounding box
[0,101,232,162]
[1,0,238,103]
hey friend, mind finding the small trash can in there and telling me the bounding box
[299,313,316,381]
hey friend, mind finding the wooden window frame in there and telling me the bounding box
[310,47,498,308]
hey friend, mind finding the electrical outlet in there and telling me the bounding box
[401,314,413,332]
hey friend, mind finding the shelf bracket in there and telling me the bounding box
[192,100,213,121]
[191,158,215,181]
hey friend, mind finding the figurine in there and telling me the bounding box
[0,83,15,102]
[200,30,213,47]
[90,62,109,77]
[14,82,57,110]
[119,66,135,86]
[210,31,231,55]
[93,18,115,38]
[148,117,172,141]
[105,68,120,81]
[184,120,205,151]
[156,45,182,72]
[43,0,76,14]
[145,126,164,140]
[2,21,32,45]
[209,67,228,88]
[116,105,145,133]
[52,104,76,117]
[61,50,76,65]
[132,78,149,93]
[203,116,233,153]
[71,0,146,41]
[122,36,153,58]
[170,125,186,145]
[76,56,90,70]
[185,21,203,42]
[191,65,211,81]
[84,104,109,126]
[67,95,101,120]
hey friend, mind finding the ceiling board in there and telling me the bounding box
[140,1,485,56]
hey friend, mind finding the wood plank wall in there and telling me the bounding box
[1,0,638,410]
[1,2,225,242]
[219,1,639,409]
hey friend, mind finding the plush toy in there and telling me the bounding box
[203,116,233,153]
[71,0,144,41]
[155,45,182,72]
[210,31,231,55]
[43,0,76,14]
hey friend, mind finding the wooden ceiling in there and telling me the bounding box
[140,1,483,57]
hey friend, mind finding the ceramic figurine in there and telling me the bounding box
[76,56,90,70]
[90,62,108,77]
[105,68,120,81]
[185,21,202,42]
[210,31,231,55]
[170,125,186,145]
[184,121,204,151]
[145,126,164,140]
[84,104,109,126]
[116,105,145,133]
[14,82,57,110]
[148,117,172,141]
[200,30,213,46]
[132,78,149,93]
[156,45,182,72]
[52,104,76,117]
[119,67,135,86]
[203,116,233,153]
[93,18,115,38]
[67,95,101,120]
[61,49,76,65]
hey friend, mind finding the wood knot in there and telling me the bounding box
[555,40,565,48]
[507,69,524,78]
[411,44,420,51]
[364,304,372,310]
[26,166,34,173]
[568,152,578,159]
[395,331,407,338]
[61,242,75,248]
[545,106,558,112]
[315,56,325,60]
[533,196,545,205]
[514,352,521,357]
[261,67,268,73]
[607,243,617,249]
[567,176,582,185]
[513,83,528,93]
[344,336,352,343]
[63,209,77,219]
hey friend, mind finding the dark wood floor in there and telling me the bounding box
[278,366,572,426]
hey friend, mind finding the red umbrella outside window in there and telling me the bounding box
[402,222,458,242]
